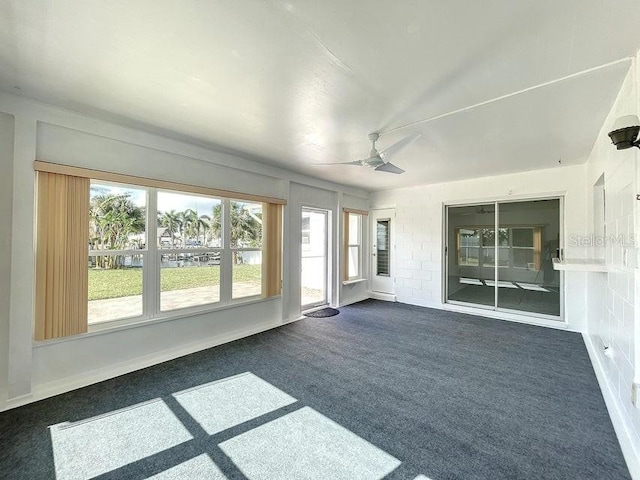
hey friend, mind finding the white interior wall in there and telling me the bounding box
[0,92,369,411]
[0,112,14,406]
[584,57,640,478]
[371,164,588,330]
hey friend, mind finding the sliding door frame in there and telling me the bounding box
[443,193,565,323]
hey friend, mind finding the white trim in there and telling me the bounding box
[342,278,367,286]
[442,303,572,331]
[369,291,396,302]
[6,317,283,412]
[584,333,640,480]
[443,191,567,208]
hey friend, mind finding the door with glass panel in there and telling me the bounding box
[446,199,562,319]
[371,208,395,294]
[301,208,329,310]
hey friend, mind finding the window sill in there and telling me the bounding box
[342,278,367,286]
[33,295,281,347]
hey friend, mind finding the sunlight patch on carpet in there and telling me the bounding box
[50,399,192,480]
[148,454,228,479]
[173,372,296,435]
[219,406,400,480]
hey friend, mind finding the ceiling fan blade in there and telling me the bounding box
[379,133,422,161]
[310,160,363,167]
[375,162,405,174]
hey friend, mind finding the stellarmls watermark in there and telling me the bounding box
[568,234,636,247]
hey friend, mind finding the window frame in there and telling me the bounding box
[343,209,367,283]
[87,184,267,330]
[347,214,362,280]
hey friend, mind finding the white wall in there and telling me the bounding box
[584,57,640,478]
[371,164,588,330]
[0,112,14,406]
[0,92,369,410]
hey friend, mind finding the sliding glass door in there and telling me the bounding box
[446,198,561,319]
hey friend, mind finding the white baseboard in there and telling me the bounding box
[2,320,281,412]
[584,333,640,480]
[369,291,396,302]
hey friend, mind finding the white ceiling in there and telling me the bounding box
[1,1,638,191]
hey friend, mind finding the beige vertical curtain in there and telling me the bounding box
[263,203,283,298]
[35,171,90,340]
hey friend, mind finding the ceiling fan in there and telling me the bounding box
[311,132,421,174]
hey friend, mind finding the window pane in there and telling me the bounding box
[230,201,262,249]
[160,252,221,311]
[233,251,262,299]
[513,228,534,247]
[513,249,535,269]
[458,247,479,266]
[90,183,146,250]
[484,247,509,267]
[88,255,143,324]
[157,191,222,249]
[459,228,480,247]
[349,214,361,245]
[348,246,359,278]
[376,220,390,276]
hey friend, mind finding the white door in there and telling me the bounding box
[371,209,395,294]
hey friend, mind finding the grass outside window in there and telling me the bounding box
[88,264,261,301]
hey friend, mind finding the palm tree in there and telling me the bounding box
[90,193,145,268]
[196,214,210,246]
[207,202,262,263]
[158,210,181,248]
[182,209,199,245]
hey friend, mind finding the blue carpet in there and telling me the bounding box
[0,299,630,479]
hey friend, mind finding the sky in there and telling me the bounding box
[90,183,259,215]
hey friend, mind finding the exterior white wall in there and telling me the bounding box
[0,92,369,411]
[584,58,640,478]
[371,164,588,330]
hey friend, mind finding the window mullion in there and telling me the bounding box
[221,198,232,304]
[147,187,159,318]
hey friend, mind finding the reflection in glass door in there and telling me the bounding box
[496,200,560,316]
[446,204,496,308]
[301,208,328,310]
[446,199,561,319]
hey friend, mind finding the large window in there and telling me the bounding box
[88,185,270,325]
[34,162,284,340]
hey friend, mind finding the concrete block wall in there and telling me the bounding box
[371,163,588,330]
[585,56,640,477]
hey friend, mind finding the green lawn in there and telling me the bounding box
[88,265,261,300]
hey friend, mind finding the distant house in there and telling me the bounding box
[157,227,175,247]
[126,227,176,249]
